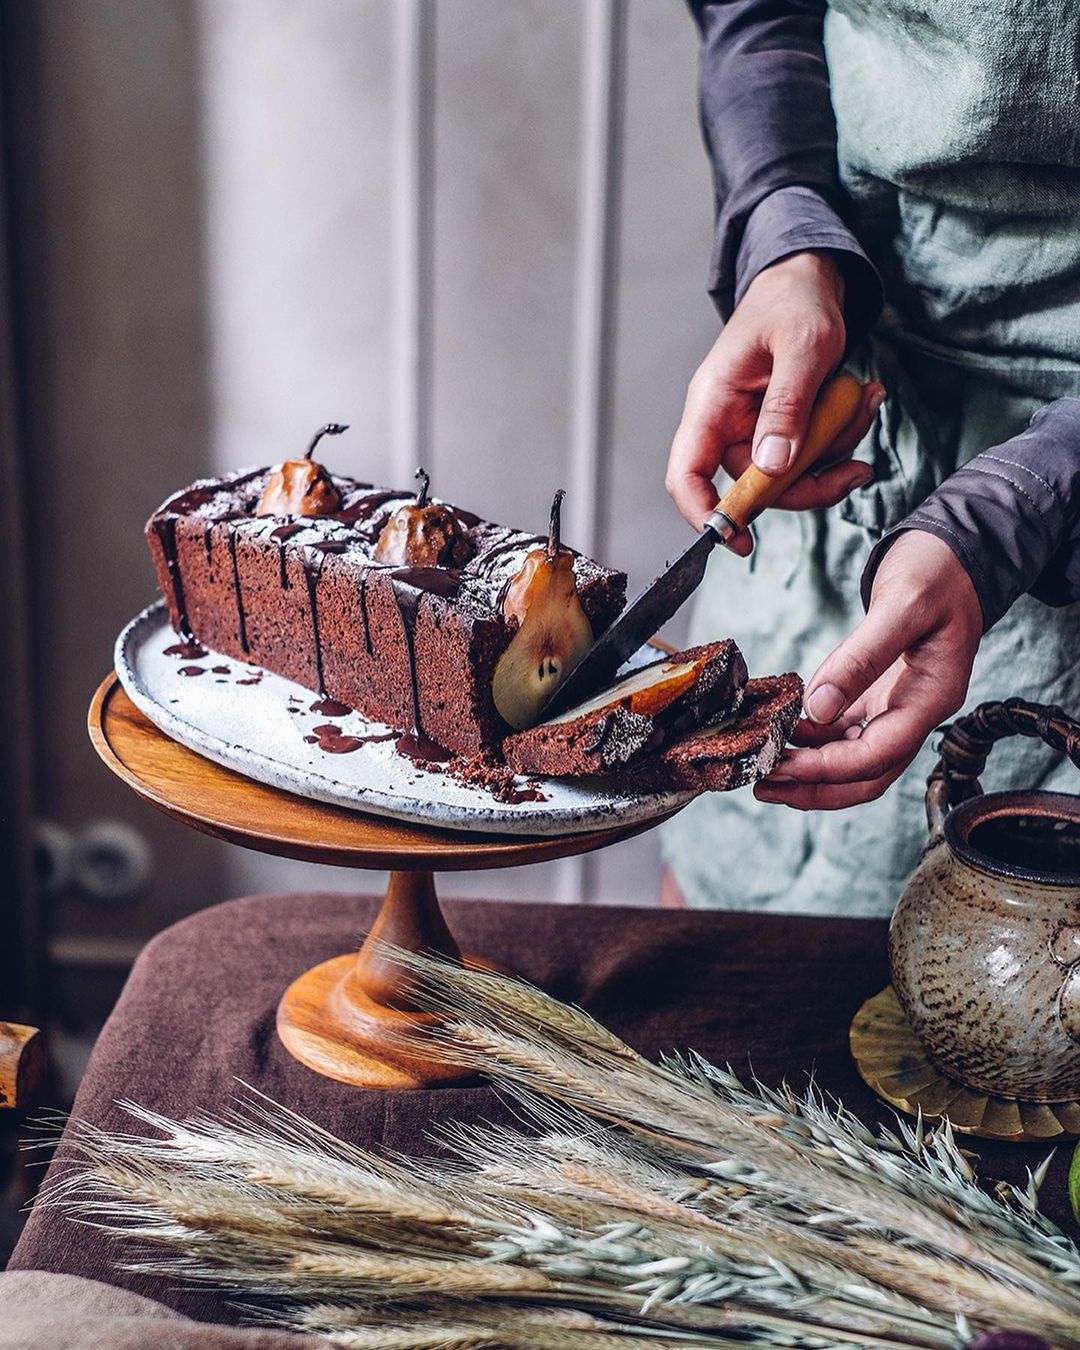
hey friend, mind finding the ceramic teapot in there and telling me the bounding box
[889,699,1080,1102]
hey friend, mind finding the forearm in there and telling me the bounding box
[861,398,1080,630]
[688,0,881,339]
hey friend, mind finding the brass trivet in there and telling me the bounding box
[850,986,1080,1143]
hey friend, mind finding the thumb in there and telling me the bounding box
[751,339,837,477]
[803,602,925,725]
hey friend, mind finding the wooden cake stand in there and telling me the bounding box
[89,673,677,1090]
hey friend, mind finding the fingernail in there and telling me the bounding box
[765,773,795,784]
[753,435,792,472]
[805,683,845,724]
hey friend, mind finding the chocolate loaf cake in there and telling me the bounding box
[503,640,748,777]
[146,465,626,758]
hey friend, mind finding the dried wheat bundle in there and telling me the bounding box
[43,949,1080,1349]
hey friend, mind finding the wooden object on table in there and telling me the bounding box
[850,986,1080,1143]
[0,1022,44,1109]
[89,674,678,1089]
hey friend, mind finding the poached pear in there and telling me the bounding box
[256,423,347,518]
[374,467,472,567]
[492,489,593,731]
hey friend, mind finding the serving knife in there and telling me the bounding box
[540,374,863,720]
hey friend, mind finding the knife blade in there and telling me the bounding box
[540,522,727,718]
[538,373,864,721]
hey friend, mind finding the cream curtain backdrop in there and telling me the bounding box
[17,0,721,939]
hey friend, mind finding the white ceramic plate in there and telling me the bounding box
[114,602,696,836]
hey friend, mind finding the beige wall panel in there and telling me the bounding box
[429,0,582,533]
[198,0,395,483]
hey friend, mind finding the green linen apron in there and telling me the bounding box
[663,0,1080,916]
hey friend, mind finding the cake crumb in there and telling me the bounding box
[449,752,548,804]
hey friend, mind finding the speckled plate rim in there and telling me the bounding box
[114,601,698,837]
[850,986,1080,1143]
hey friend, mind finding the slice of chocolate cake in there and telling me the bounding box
[502,640,748,777]
[146,454,626,758]
[623,674,803,792]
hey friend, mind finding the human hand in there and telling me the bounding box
[754,531,983,810]
[666,251,885,556]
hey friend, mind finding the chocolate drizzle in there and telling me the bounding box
[332,489,407,540]
[225,525,249,654]
[299,539,349,696]
[471,533,543,578]
[387,566,464,760]
[270,521,306,589]
[358,575,372,655]
[151,516,192,639]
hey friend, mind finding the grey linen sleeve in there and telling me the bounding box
[687,0,883,344]
[860,399,1080,631]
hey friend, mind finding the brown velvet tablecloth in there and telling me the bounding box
[9,894,1079,1327]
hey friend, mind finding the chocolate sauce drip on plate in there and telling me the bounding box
[236,675,262,686]
[178,665,205,677]
[303,723,397,754]
[225,524,249,654]
[303,723,368,754]
[395,730,452,765]
[505,784,547,804]
[164,639,207,660]
[310,695,352,717]
[212,665,230,675]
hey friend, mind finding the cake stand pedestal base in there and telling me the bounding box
[89,673,679,1093]
[276,869,499,1089]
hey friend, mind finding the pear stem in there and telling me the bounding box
[547,488,566,556]
[414,466,431,508]
[305,423,349,460]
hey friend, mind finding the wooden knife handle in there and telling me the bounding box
[713,373,865,534]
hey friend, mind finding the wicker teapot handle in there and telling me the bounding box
[925,699,1080,839]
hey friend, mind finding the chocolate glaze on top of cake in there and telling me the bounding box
[149,468,610,621]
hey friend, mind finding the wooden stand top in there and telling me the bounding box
[88,674,677,873]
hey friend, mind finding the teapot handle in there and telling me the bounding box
[925,699,1080,841]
